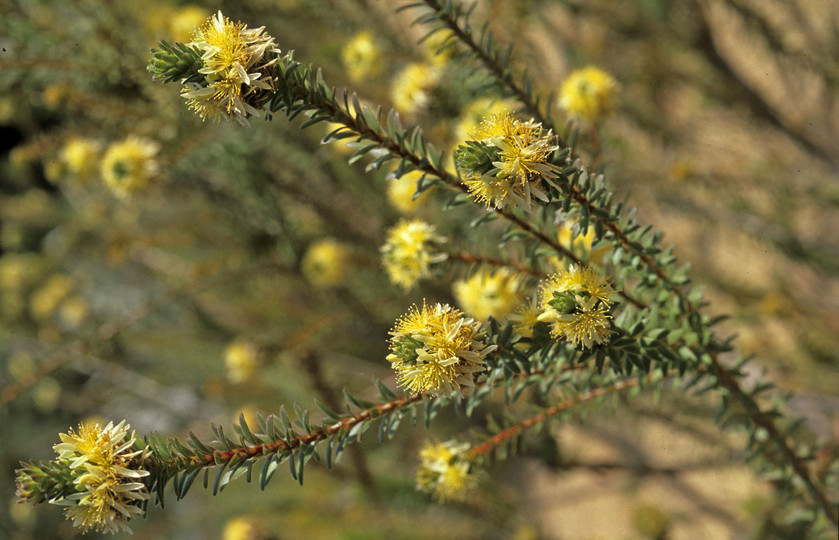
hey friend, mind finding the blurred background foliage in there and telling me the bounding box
[1,0,837,538]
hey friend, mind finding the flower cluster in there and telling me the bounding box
[101,136,160,198]
[386,170,433,214]
[341,31,382,83]
[380,219,446,290]
[225,340,261,384]
[453,268,523,322]
[416,440,477,502]
[454,113,561,211]
[390,62,442,116]
[180,11,281,126]
[387,302,495,395]
[16,421,151,534]
[538,265,615,349]
[300,238,351,287]
[559,66,618,123]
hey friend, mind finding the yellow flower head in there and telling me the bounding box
[456,113,560,211]
[416,440,477,502]
[390,62,442,116]
[225,341,260,383]
[422,30,456,66]
[557,219,611,266]
[342,31,382,83]
[100,136,160,198]
[508,294,541,339]
[224,515,266,540]
[51,420,151,534]
[386,170,432,214]
[60,137,101,184]
[387,302,495,395]
[559,66,618,123]
[182,11,281,126]
[452,268,523,322]
[381,219,446,290]
[29,273,75,321]
[538,265,615,349]
[453,98,515,146]
[168,6,209,43]
[301,238,351,287]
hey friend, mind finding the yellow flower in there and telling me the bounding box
[225,341,260,383]
[456,113,560,212]
[224,516,265,540]
[60,137,100,184]
[29,274,75,321]
[182,11,281,126]
[59,296,88,329]
[386,170,432,214]
[301,238,351,287]
[381,219,446,290]
[537,265,615,349]
[168,5,208,43]
[452,268,523,322]
[422,29,456,66]
[387,302,495,395]
[100,136,160,197]
[559,66,618,123]
[51,421,151,534]
[453,97,515,146]
[0,253,45,292]
[390,62,441,116]
[416,440,477,502]
[507,294,541,339]
[557,219,610,266]
[342,31,382,82]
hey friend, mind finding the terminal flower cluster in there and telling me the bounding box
[180,11,281,126]
[538,265,615,349]
[387,302,495,395]
[454,113,561,211]
[381,219,446,290]
[16,420,151,534]
[416,440,477,502]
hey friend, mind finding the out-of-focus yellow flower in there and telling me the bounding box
[386,170,433,214]
[422,29,456,66]
[223,516,266,540]
[100,136,160,197]
[387,302,494,395]
[301,238,351,287]
[225,341,260,383]
[60,137,101,184]
[42,83,71,108]
[7,351,36,381]
[416,440,477,502]
[59,296,88,329]
[381,219,446,290]
[557,219,610,266]
[390,62,441,116]
[32,377,61,412]
[559,66,618,123]
[452,268,523,322]
[342,31,382,83]
[538,265,615,349]
[0,253,45,292]
[508,294,541,340]
[29,274,75,321]
[168,5,208,42]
